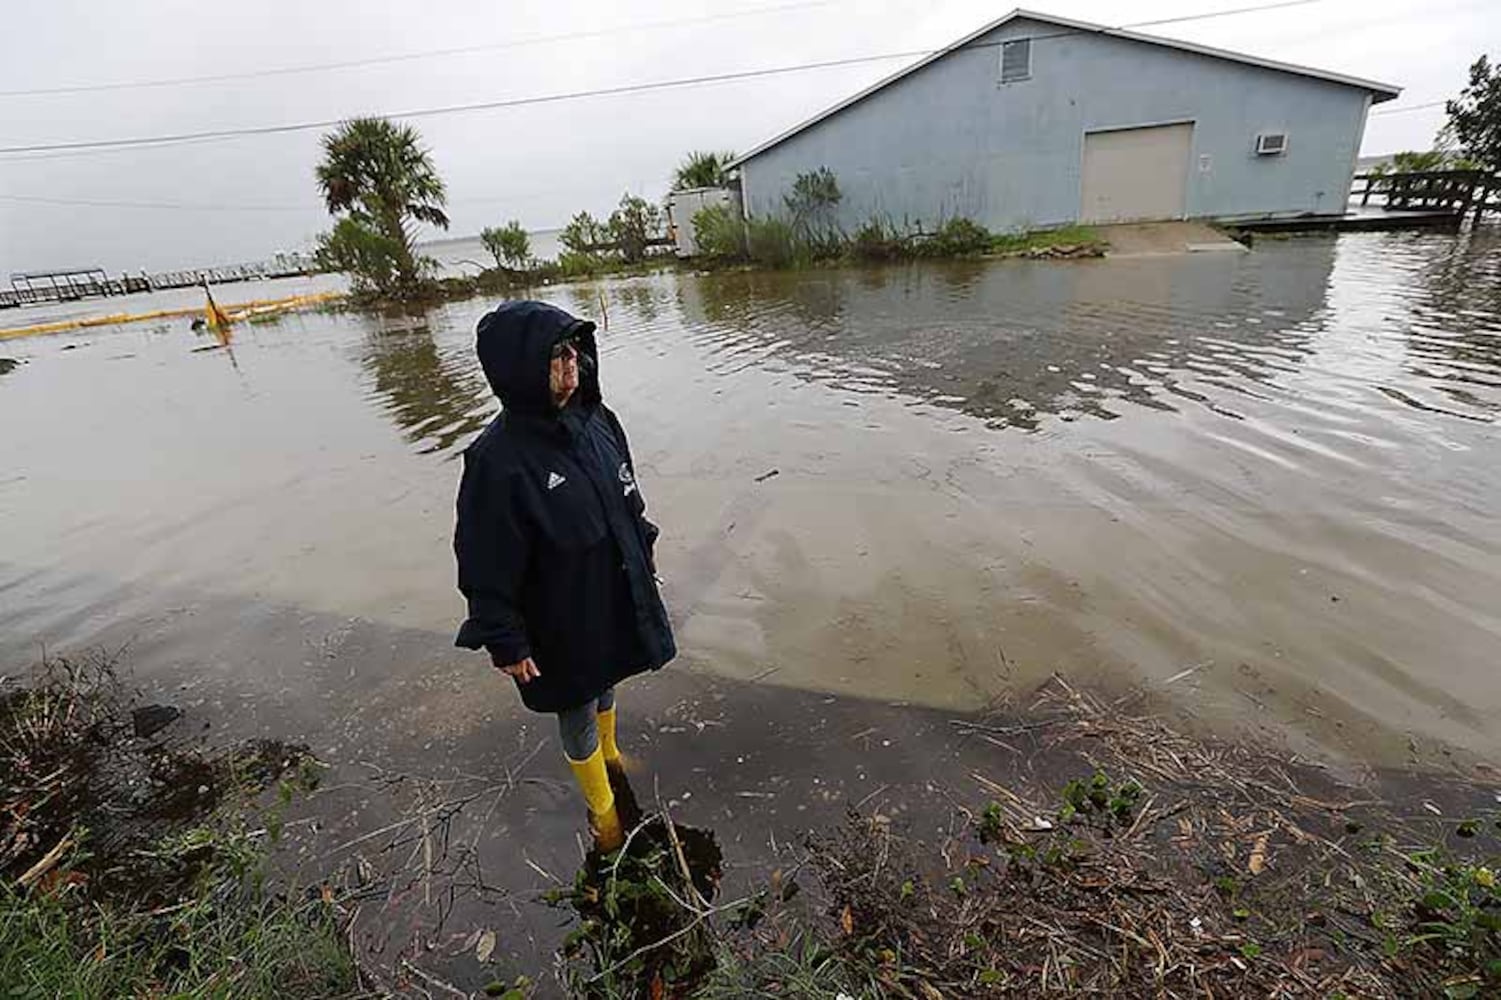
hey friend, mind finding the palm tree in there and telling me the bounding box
[672,150,738,191]
[315,117,449,289]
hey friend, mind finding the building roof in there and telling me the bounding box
[729,8,1402,168]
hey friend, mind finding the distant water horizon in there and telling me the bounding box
[420,229,564,278]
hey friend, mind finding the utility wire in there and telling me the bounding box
[0,193,313,212]
[2,0,1405,163]
[1128,0,1321,27]
[1370,99,1447,116]
[0,0,1320,101]
[0,187,581,213]
[0,51,931,156]
[0,0,844,98]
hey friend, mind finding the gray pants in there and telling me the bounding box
[558,687,616,760]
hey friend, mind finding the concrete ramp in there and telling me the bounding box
[1099,221,1248,257]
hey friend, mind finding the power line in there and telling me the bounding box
[0,0,1366,162]
[0,131,299,166]
[1129,0,1321,28]
[0,51,932,157]
[1370,99,1447,116]
[0,192,312,212]
[0,185,624,213]
[0,0,843,98]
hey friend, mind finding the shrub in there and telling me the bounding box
[1368,149,1483,177]
[556,250,606,277]
[849,217,909,261]
[919,217,993,257]
[691,204,747,261]
[608,193,666,264]
[745,217,796,268]
[800,229,847,263]
[784,167,843,249]
[314,215,435,296]
[784,167,842,224]
[560,210,609,255]
[480,220,530,269]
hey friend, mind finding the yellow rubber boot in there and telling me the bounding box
[598,706,622,769]
[567,747,625,852]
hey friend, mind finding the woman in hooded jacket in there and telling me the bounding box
[454,300,675,850]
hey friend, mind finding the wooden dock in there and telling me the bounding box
[1234,169,1498,235]
[1,254,316,310]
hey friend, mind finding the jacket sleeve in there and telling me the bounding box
[604,407,660,566]
[453,450,531,661]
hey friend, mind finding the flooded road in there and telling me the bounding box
[3,231,1500,770]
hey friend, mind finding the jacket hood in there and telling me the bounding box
[475,300,599,416]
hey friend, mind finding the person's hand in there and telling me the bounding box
[492,653,541,683]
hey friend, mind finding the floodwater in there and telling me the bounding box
[2,230,1500,978]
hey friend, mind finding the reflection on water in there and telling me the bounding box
[679,243,1340,430]
[667,232,1501,436]
[355,311,492,456]
[1404,231,1501,418]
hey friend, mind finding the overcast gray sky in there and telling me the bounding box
[1,0,1494,275]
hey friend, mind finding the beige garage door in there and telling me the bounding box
[1080,123,1193,224]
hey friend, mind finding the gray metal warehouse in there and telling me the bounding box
[730,9,1401,230]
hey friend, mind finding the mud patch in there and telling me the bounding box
[1,653,312,902]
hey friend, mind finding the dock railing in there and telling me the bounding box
[1,255,316,309]
[1353,169,1498,223]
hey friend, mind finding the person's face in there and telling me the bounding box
[550,339,580,407]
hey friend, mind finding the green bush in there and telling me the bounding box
[314,215,430,296]
[745,217,797,267]
[800,229,848,263]
[691,204,747,261]
[849,217,908,261]
[560,210,609,255]
[556,250,606,277]
[919,217,993,257]
[608,193,666,264]
[480,220,530,269]
[784,167,842,229]
[784,167,844,256]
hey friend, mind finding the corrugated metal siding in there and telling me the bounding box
[738,17,1371,230]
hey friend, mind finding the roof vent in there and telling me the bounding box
[1256,132,1288,156]
[1000,38,1032,83]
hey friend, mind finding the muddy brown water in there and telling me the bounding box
[3,230,1500,985]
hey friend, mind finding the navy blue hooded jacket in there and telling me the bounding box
[454,301,675,713]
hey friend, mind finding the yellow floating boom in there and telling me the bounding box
[0,291,344,342]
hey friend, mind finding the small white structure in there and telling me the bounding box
[665,187,742,257]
